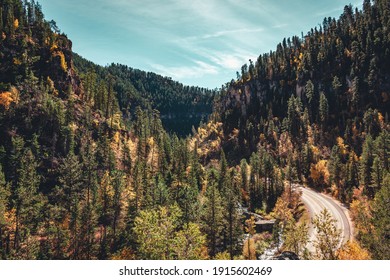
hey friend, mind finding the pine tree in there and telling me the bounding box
[363,108,381,137]
[329,145,344,200]
[371,172,390,259]
[201,169,224,257]
[14,148,42,255]
[111,170,124,243]
[319,92,329,125]
[57,152,83,259]
[286,96,303,139]
[360,135,374,196]
[0,164,10,259]
[177,182,198,225]
[351,77,360,112]
[132,160,144,213]
[154,173,170,207]
[313,208,341,260]
[9,136,25,185]
[240,159,249,205]
[222,169,242,259]
[134,205,182,260]
[249,152,262,211]
[79,133,98,259]
[305,79,315,105]
[283,218,309,259]
[106,75,113,120]
[302,143,313,179]
[332,76,343,122]
[332,76,342,93]
[172,223,208,260]
[371,156,383,191]
[218,149,228,192]
[97,171,114,259]
[374,130,389,173]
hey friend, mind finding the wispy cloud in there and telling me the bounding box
[93,0,283,69]
[150,60,218,80]
[210,53,247,70]
[187,27,264,40]
[39,0,357,88]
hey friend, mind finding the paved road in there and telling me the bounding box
[300,187,353,252]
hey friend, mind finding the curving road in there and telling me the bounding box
[299,187,353,252]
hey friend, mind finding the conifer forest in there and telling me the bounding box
[0,0,389,260]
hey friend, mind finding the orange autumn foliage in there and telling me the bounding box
[336,137,348,156]
[0,92,14,110]
[57,51,68,72]
[50,43,67,72]
[310,160,330,187]
[111,247,136,260]
[350,188,373,236]
[337,241,371,260]
[0,87,19,110]
[242,238,256,260]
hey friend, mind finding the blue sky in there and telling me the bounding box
[38,0,363,89]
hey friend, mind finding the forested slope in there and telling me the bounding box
[73,54,216,136]
[204,0,389,259]
[0,0,389,260]
[0,0,238,260]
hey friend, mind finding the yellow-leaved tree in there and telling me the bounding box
[337,241,371,260]
[0,86,19,110]
[310,160,330,188]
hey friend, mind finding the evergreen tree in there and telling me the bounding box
[134,205,181,260]
[360,135,374,196]
[201,169,224,257]
[218,149,228,192]
[0,164,10,259]
[319,92,329,125]
[111,170,124,244]
[56,152,83,259]
[222,169,242,259]
[249,152,262,211]
[313,208,341,260]
[329,145,344,200]
[286,96,303,139]
[154,173,170,207]
[371,172,390,259]
[351,77,360,112]
[78,133,98,259]
[177,182,198,225]
[371,156,383,191]
[14,148,42,255]
[240,159,249,205]
[374,130,389,172]
[172,223,208,260]
[305,80,314,105]
[283,218,309,259]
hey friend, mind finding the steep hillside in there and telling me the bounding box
[218,1,389,161]
[0,0,389,261]
[73,54,216,136]
[204,0,389,259]
[0,0,241,260]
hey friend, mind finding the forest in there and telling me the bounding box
[72,54,217,136]
[0,0,389,260]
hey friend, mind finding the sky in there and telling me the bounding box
[38,0,363,89]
